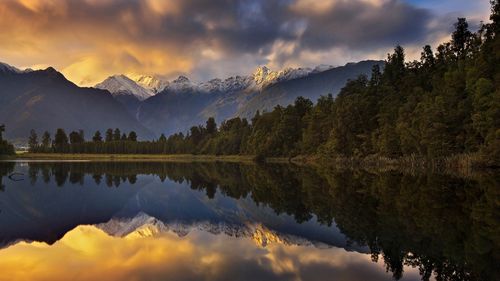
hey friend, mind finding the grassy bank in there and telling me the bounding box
[15,153,263,163]
[13,152,497,175]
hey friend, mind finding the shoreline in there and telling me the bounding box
[10,152,498,173]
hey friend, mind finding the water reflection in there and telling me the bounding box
[0,225,423,281]
[0,161,498,281]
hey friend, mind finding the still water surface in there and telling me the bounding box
[0,161,497,281]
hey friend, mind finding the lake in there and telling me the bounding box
[0,161,498,281]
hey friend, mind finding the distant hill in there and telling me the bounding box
[0,63,152,140]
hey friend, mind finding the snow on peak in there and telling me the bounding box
[250,65,315,87]
[163,75,196,92]
[96,213,318,248]
[134,75,169,94]
[312,64,334,73]
[173,75,190,84]
[95,74,154,101]
[252,66,277,85]
[0,62,23,74]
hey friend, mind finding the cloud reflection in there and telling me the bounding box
[0,225,423,281]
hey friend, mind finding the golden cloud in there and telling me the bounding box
[0,225,423,281]
[0,0,195,86]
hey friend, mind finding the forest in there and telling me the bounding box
[26,3,499,166]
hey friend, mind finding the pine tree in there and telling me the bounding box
[452,18,472,58]
[159,134,167,142]
[206,117,217,135]
[128,131,137,142]
[113,128,121,141]
[0,124,4,141]
[28,129,38,152]
[105,129,113,142]
[93,131,102,142]
[41,131,51,151]
[54,129,69,152]
[69,131,84,144]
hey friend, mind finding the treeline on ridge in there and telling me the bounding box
[28,6,500,166]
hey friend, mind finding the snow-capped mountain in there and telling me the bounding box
[97,213,329,248]
[133,75,169,94]
[95,74,155,101]
[0,62,33,75]
[139,60,383,136]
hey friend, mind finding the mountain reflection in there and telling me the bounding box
[0,161,498,281]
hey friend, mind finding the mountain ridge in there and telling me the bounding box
[0,63,153,140]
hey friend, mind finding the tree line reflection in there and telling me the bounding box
[1,161,498,281]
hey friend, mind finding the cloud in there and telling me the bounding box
[0,0,490,85]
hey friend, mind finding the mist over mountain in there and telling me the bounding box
[0,63,152,140]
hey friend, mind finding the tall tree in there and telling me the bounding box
[206,117,217,135]
[92,131,102,142]
[69,131,84,144]
[41,131,51,150]
[113,128,121,141]
[28,129,38,151]
[159,134,167,142]
[105,129,114,142]
[128,131,137,142]
[54,129,69,151]
[452,18,472,58]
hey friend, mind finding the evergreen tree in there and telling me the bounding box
[53,129,69,152]
[159,134,167,142]
[41,131,51,151]
[105,129,114,142]
[206,117,217,135]
[128,131,137,142]
[452,18,472,58]
[93,131,102,142]
[0,124,14,155]
[69,131,84,144]
[113,128,121,141]
[28,129,38,151]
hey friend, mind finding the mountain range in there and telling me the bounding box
[0,60,383,140]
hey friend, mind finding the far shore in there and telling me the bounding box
[13,152,295,164]
[6,152,497,177]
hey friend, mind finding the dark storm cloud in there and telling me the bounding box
[62,0,433,53]
[296,0,433,50]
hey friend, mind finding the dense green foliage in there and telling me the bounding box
[30,5,500,166]
[0,124,15,155]
[16,161,500,281]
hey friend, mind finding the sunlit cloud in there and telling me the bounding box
[0,0,490,86]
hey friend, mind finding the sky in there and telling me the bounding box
[0,0,492,86]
